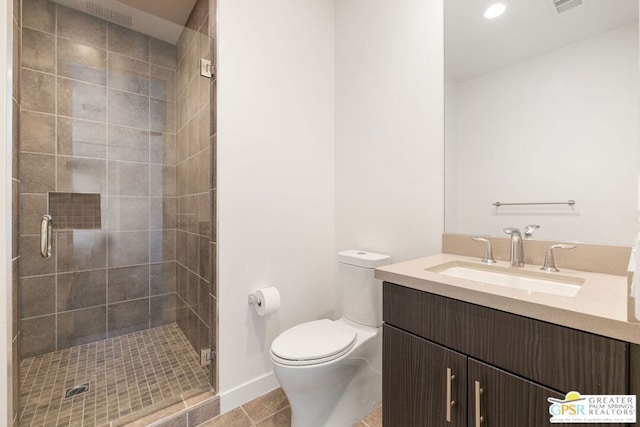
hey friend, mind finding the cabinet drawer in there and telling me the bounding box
[383,282,629,394]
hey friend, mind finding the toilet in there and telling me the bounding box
[270,250,391,427]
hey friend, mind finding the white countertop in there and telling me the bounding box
[375,253,640,345]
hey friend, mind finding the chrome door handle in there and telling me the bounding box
[475,381,484,427]
[40,215,52,258]
[446,368,456,422]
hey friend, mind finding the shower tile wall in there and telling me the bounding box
[12,0,22,423]
[18,0,179,358]
[174,0,213,359]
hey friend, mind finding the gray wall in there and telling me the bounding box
[18,0,179,358]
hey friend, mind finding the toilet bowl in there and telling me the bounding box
[270,250,390,427]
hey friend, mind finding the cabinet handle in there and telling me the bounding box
[446,368,456,422]
[474,381,484,427]
[40,215,52,259]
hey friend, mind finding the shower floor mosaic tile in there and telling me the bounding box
[19,323,210,427]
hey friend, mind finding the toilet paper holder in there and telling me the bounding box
[248,293,263,307]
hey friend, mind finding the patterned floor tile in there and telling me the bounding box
[19,324,209,427]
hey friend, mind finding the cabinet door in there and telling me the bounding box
[383,324,467,427]
[468,358,563,427]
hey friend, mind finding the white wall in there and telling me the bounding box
[446,23,639,244]
[444,75,458,233]
[1,0,13,424]
[218,0,444,410]
[217,0,336,410]
[335,0,445,266]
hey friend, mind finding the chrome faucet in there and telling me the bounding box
[503,227,524,267]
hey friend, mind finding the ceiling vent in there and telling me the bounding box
[553,0,583,14]
[49,0,185,44]
[86,1,132,27]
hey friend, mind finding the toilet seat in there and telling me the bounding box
[271,319,357,366]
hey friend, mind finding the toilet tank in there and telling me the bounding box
[338,250,391,327]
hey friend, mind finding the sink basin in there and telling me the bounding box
[426,261,583,297]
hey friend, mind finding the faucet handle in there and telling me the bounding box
[503,227,520,236]
[471,237,497,264]
[541,244,576,272]
[551,244,576,250]
[524,224,540,239]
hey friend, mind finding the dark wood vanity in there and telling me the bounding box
[382,282,639,427]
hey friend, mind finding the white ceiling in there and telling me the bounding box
[445,0,638,82]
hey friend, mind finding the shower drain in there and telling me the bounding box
[64,383,90,399]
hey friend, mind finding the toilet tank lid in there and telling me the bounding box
[338,250,391,268]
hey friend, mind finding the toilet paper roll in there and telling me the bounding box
[253,287,281,316]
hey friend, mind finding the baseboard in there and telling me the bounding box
[219,372,281,413]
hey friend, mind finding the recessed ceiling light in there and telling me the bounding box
[484,3,506,19]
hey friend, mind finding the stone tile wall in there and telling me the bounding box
[174,0,213,363]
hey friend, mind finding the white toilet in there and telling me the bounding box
[270,250,391,427]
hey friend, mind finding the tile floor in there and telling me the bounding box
[19,323,210,426]
[201,388,382,427]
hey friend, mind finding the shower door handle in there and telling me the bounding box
[40,215,52,258]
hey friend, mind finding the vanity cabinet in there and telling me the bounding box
[383,282,632,427]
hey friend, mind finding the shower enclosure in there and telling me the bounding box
[11,0,218,424]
